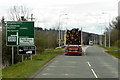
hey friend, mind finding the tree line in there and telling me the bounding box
[103,16,120,48]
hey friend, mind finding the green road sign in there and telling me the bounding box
[7,21,34,46]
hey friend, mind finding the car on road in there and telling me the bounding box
[89,41,93,46]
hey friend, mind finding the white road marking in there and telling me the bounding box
[84,46,98,78]
[46,68,50,71]
[54,61,59,62]
[64,74,69,76]
[42,73,49,75]
[67,61,78,63]
[87,61,98,78]
[87,62,91,67]
[49,66,56,67]
[91,69,98,78]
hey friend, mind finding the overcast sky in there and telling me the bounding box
[0,0,119,34]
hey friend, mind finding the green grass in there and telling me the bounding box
[0,69,2,80]
[106,50,120,59]
[99,45,119,51]
[99,45,120,59]
[2,49,63,79]
[55,47,63,50]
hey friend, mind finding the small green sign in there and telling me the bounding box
[7,21,34,46]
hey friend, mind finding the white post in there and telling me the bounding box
[105,31,106,47]
[101,35,102,45]
[61,30,62,45]
[96,35,97,44]
[59,27,61,47]
[94,35,95,45]
[58,14,67,47]
[102,12,110,48]
[99,36,101,45]
[108,14,111,48]
[59,15,61,47]
[109,24,110,48]
[64,30,66,46]
[17,32,18,45]
[81,28,82,46]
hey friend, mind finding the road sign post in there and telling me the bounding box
[7,21,35,63]
[31,55,32,60]
[12,46,14,65]
[22,55,24,62]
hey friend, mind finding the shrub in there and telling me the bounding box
[114,40,120,48]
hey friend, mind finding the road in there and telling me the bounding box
[31,45,118,78]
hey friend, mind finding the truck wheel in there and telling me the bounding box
[79,54,82,56]
[65,53,68,56]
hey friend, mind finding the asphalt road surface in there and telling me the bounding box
[31,45,118,78]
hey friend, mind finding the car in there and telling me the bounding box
[89,41,93,46]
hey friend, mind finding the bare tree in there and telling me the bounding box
[8,5,30,21]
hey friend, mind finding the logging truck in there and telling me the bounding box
[65,28,82,56]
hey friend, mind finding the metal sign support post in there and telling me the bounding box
[29,13,35,61]
[31,55,32,60]
[12,46,14,65]
[22,55,24,62]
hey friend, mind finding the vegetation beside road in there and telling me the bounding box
[99,45,119,51]
[2,27,59,67]
[106,50,120,59]
[0,70,1,80]
[2,49,63,79]
[99,45,120,59]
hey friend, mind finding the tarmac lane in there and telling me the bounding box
[31,45,118,79]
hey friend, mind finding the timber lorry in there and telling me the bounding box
[65,28,82,56]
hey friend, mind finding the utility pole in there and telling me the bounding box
[100,35,102,45]
[59,15,61,47]
[105,31,106,47]
[102,12,110,48]
[58,14,67,47]
[94,35,95,45]
[108,20,111,48]
[81,28,82,46]
[96,35,97,44]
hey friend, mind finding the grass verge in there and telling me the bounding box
[2,49,63,79]
[106,50,120,59]
[0,70,2,80]
[99,45,119,51]
[99,45,120,59]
